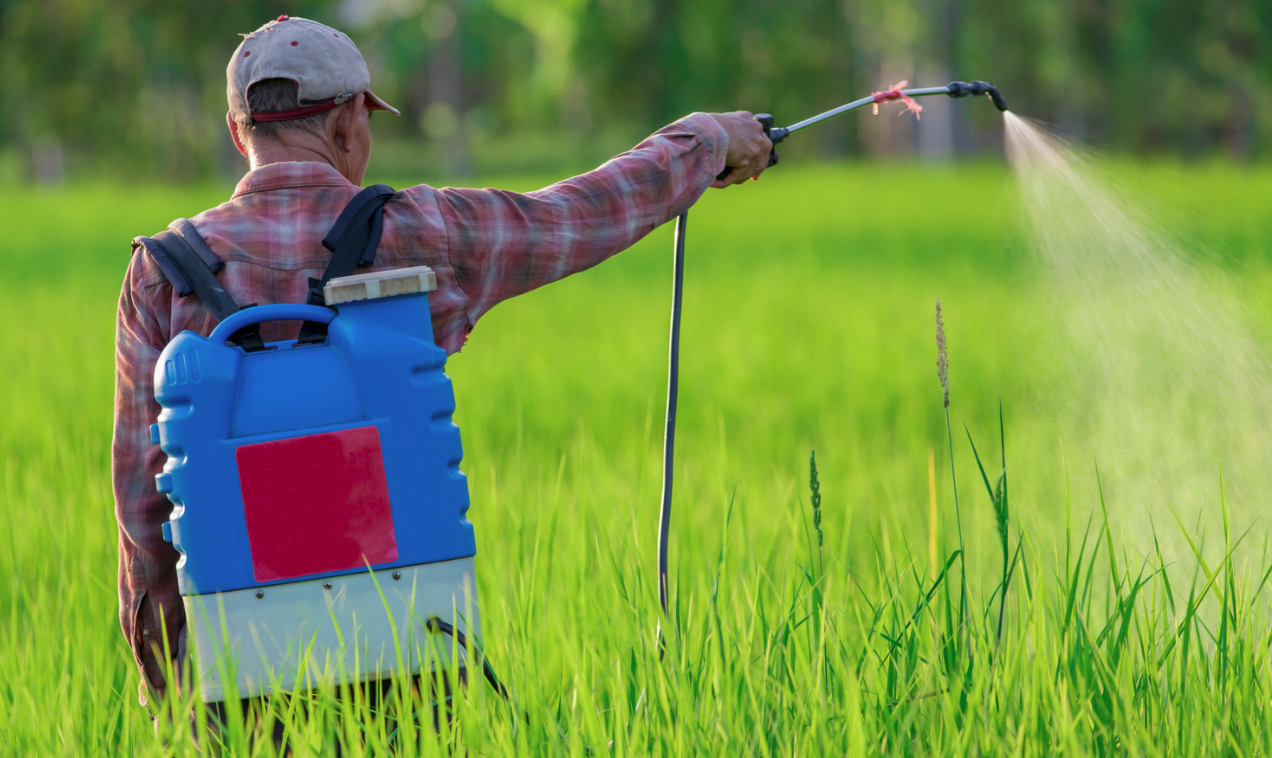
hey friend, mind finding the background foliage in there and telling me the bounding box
[1,0,1270,182]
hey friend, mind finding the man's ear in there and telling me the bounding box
[227,112,249,158]
[331,93,366,155]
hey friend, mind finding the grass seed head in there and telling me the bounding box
[809,450,823,551]
[935,298,950,408]
[993,470,1008,550]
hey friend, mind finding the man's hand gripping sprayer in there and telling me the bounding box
[656,80,1010,655]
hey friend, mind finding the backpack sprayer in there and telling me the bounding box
[143,188,485,703]
[145,79,1007,708]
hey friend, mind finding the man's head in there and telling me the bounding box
[225,16,398,184]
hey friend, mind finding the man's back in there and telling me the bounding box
[114,115,735,705]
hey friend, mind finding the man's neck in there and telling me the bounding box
[247,139,362,184]
[250,144,335,172]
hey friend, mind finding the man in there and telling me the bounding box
[114,14,771,711]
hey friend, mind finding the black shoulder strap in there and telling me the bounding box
[139,219,265,351]
[297,184,396,344]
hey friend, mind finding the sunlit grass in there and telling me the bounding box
[3,163,1272,754]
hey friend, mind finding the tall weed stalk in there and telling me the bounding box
[935,299,968,632]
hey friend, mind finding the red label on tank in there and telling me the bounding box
[236,426,398,582]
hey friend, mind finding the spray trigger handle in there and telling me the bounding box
[716,112,784,182]
[758,113,790,166]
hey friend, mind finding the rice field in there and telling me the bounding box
[4,161,1272,755]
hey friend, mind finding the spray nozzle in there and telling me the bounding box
[948,80,1009,112]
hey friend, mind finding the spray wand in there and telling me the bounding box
[655,80,1009,655]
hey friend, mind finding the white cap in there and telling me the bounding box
[227,15,399,125]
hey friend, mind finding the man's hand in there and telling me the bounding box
[709,111,773,188]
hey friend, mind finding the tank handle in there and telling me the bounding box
[209,304,336,346]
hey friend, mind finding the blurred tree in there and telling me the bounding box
[0,0,1268,181]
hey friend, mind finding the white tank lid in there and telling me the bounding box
[324,265,437,305]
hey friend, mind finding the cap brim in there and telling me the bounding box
[365,89,400,116]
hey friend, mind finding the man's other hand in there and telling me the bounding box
[709,111,773,188]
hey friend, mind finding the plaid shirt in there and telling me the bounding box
[114,114,727,705]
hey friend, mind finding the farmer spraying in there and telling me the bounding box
[112,14,773,719]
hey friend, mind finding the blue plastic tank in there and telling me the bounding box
[151,266,479,700]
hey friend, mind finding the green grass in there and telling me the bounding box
[4,162,1272,755]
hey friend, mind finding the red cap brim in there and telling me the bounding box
[365,89,400,116]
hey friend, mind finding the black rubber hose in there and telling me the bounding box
[656,212,687,660]
[425,616,511,702]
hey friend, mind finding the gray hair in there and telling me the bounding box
[241,78,331,144]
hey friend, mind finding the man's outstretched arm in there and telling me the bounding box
[423,112,771,329]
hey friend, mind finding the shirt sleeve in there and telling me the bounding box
[112,255,184,707]
[433,112,729,327]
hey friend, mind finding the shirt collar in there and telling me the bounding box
[232,161,354,199]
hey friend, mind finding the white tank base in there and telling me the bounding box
[184,556,479,702]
